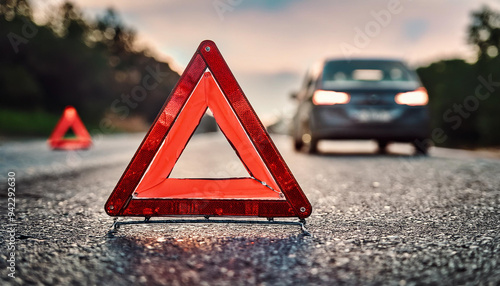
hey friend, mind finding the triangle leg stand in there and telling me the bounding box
[109,217,311,236]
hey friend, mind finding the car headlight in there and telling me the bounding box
[312,90,350,105]
[395,88,428,106]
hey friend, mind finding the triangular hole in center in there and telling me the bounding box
[169,110,250,179]
[63,127,77,139]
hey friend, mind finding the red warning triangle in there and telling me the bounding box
[48,106,92,150]
[105,40,312,219]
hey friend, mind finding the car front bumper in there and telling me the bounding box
[310,105,430,142]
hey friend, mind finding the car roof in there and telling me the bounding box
[306,58,414,81]
[323,57,406,64]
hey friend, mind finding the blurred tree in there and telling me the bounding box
[417,60,480,147]
[0,0,179,136]
[0,0,32,19]
[468,6,500,61]
[95,8,136,56]
[468,6,500,146]
[417,6,500,148]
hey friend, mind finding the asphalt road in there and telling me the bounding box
[1,133,499,285]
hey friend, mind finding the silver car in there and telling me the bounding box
[291,58,430,154]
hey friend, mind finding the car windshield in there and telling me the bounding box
[322,60,419,90]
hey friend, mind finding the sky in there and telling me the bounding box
[32,0,500,118]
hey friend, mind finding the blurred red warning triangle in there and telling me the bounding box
[48,106,92,150]
[105,40,311,219]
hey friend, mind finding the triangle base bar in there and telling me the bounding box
[110,218,311,236]
[49,139,92,150]
[136,178,281,199]
[114,199,295,217]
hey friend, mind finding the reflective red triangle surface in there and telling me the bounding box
[105,40,312,219]
[48,106,92,150]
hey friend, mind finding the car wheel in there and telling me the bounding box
[304,137,318,154]
[413,141,429,156]
[301,122,318,154]
[293,137,303,151]
[377,141,388,154]
[301,133,318,154]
